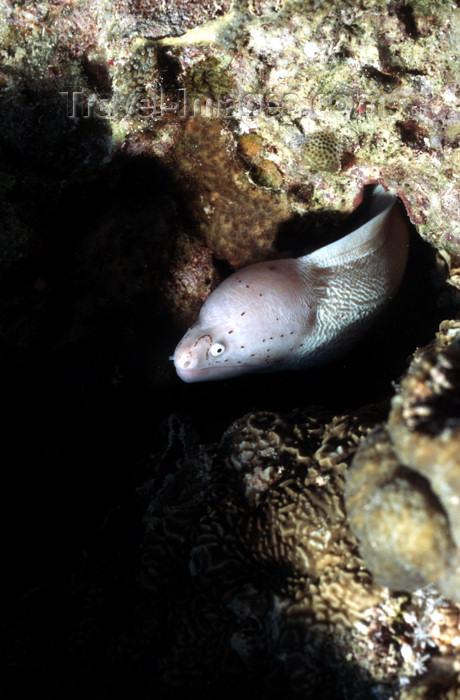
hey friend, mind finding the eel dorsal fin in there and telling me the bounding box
[306,185,400,269]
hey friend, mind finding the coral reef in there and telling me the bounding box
[182,55,235,102]
[346,321,460,602]
[106,0,233,41]
[167,117,291,266]
[2,0,460,273]
[161,231,221,325]
[140,405,458,697]
[73,0,460,292]
[303,131,343,173]
[2,1,460,699]
[124,0,460,259]
[238,133,284,188]
[142,408,382,694]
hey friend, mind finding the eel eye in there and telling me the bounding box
[210,342,226,357]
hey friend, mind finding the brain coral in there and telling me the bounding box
[140,405,456,698]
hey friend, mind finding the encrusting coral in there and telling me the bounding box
[168,117,291,266]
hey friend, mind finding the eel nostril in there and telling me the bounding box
[174,351,196,370]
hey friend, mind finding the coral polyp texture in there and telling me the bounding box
[142,402,460,698]
[142,407,388,696]
[303,131,343,173]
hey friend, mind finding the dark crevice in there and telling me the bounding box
[156,44,182,92]
[363,65,400,92]
[396,3,419,39]
[396,118,428,148]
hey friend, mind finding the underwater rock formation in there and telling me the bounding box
[142,408,381,695]
[141,405,460,698]
[102,0,460,261]
[346,320,460,602]
[106,0,234,41]
[2,0,460,308]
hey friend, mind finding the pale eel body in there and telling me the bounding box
[172,185,409,382]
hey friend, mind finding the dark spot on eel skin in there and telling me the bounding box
[268,265,277,270]
[280,334,284,338]
[228,330,234,334]
[259,293,263,297]
[241,312,245,316]
[250,353,255,357]
[290,331,294,335]
[240,345,245,348]
[262,339,266,342]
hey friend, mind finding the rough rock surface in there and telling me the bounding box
[100,0,460,262]
[1,0,460,311]
[346,320,460,602]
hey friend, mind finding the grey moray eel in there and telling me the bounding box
[172,185,409,382]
